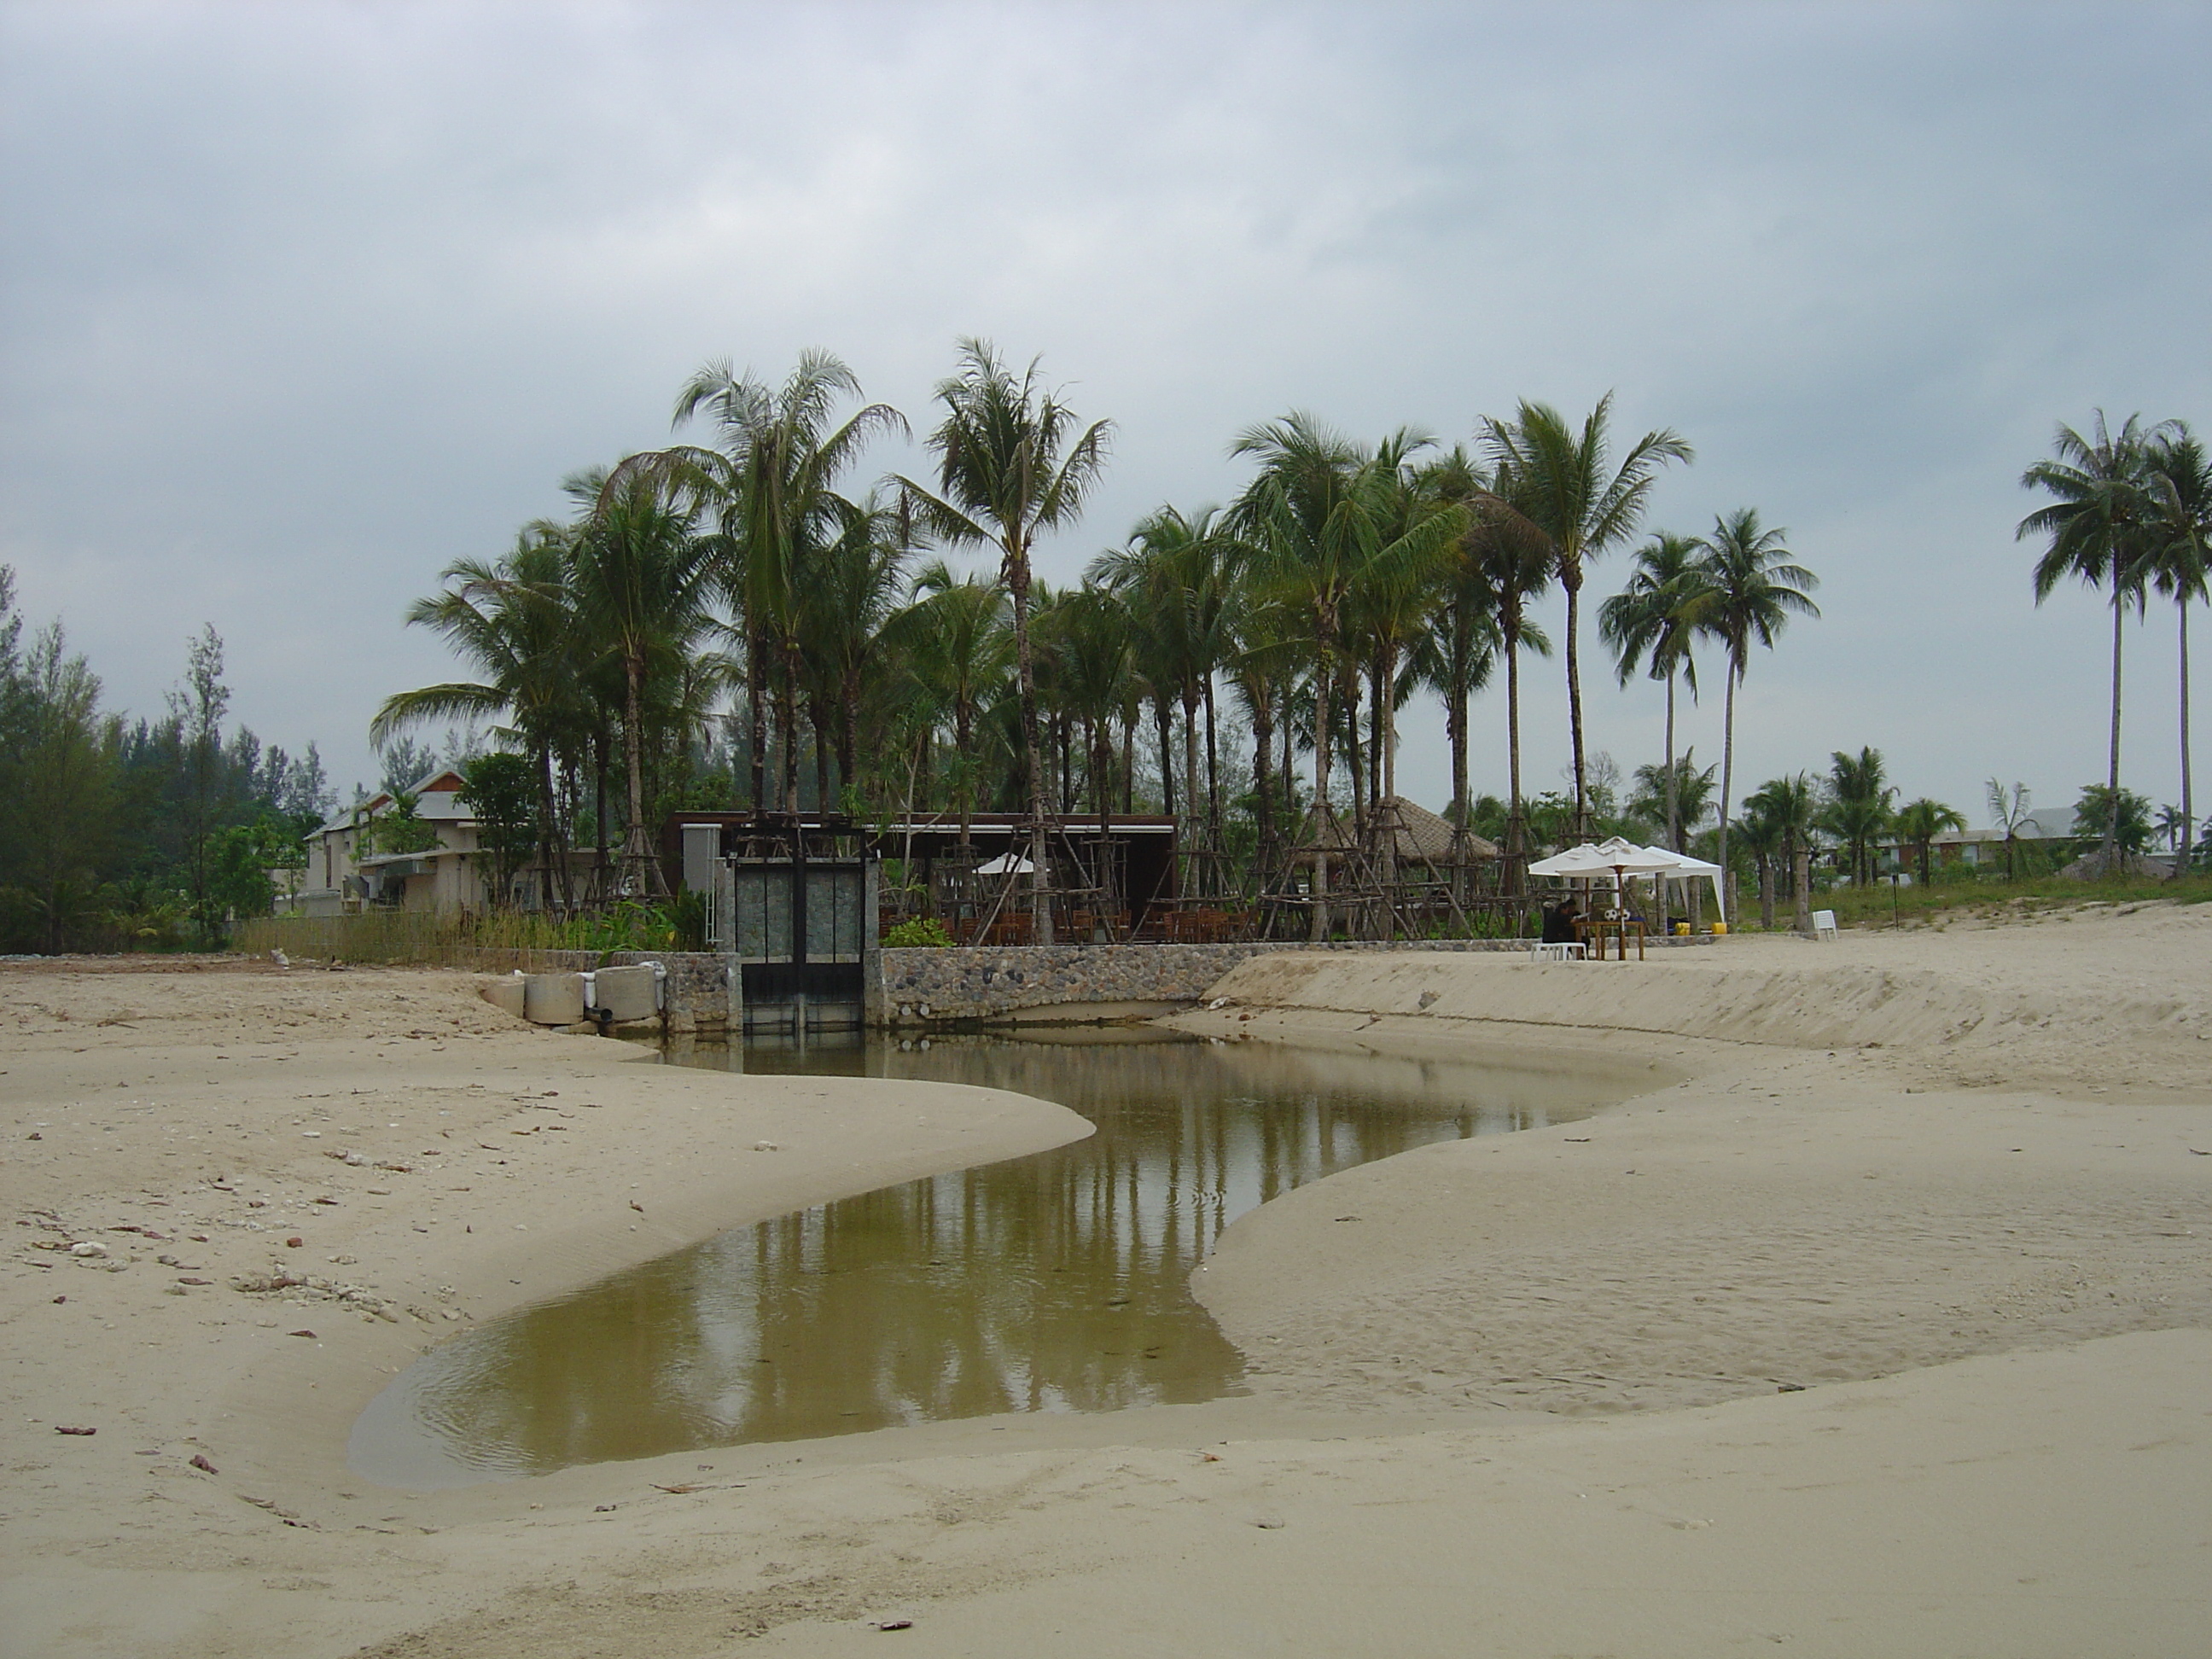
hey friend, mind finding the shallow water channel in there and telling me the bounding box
[351,1029,1631,1487]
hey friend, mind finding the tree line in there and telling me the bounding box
[376,340,1828,935]
[0,578,334,952]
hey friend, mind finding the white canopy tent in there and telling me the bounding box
[973,852,1038,877]
[1633,844,1727,923]
[1525,838,1726,924]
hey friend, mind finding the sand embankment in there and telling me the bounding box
[3,910,2209,1657]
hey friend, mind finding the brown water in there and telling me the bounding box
[349,1029,1633,1487]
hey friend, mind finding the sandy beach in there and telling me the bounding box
[3,908,2209,1656]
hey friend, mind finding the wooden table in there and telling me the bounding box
[1577,915,1646,962]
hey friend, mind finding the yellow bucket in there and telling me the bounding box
[1673,922,1691,936]
[1712,922,1729,935]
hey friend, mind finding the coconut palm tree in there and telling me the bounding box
[1091,504,1239,882]
[1742,771,1819,929]
[2143,427,2211,875]
[1824,747,1895,888]
[2020,411,2164,867]
[1697,508,1819,885]
[568,467,718,892]
[1409,447,1501,864]
[1600,531,1714,852]
[1893,796,1967,888]
[374,528,591,907]
[1479,395,1692,837]
[655,350,907,812]
[886,562,1016,846]
[796,489,914,806]
[1228,415,1459,937]
[895,340,1113,943]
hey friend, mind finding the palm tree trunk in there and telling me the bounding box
[747,627,766,812]
[1504,622,1525,894]
[1006,546,1051,944]
[1662,669,1679,851]
[1311,629,1335,943]
[1181,688,1201,882]
[621,658,660,894]
[1563,565,1588,839]
[2104,579,2124,864]
[1203,674,1221,883]
[1716,658,1738,907]
[1377,646,1399,930]
[1154,698,1175,816]
[2178,597,2193,876]
[1252,685,1276,889]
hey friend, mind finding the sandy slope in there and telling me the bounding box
[3,909,2209,1657]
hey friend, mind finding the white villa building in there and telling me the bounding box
[295,770,492,916]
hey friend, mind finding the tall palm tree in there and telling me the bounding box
[1091,504,1239,884]
[2020,411,2163,866]
[1600,530,1714,852]
[374,528,590,907]
[2143,427,2210,874]
[1463,486,1555,882]
[656,350,907,812]
[1228,415,1459,937]
[1697,508,1819,886]
[1480,394,1692,837]
[895,340,1113,943]
[568,467,717,892]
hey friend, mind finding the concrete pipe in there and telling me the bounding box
[591,963,660,1024]
[522,972,587,1026]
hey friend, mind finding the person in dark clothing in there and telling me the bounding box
[1540,897,1581,944]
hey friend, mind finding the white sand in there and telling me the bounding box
[3,910,2209,1656]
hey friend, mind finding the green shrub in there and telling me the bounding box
[884,916,954,948]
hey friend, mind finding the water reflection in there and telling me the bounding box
[350,1031,1619,1487]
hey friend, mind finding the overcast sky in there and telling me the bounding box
[4,1,2209,824]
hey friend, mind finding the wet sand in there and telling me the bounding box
[3,907,2209,1656]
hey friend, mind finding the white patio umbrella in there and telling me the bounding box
[973,852,1037,877]
[1526,836,1677,881]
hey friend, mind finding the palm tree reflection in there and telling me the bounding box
[372,1034,1607,1481]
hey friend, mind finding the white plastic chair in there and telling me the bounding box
[1528,941,1586,963]
[1811,909,1838,940]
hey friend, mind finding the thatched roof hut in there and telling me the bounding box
[1288,797,1499,866]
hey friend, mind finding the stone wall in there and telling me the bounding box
[876,939,1635,1026]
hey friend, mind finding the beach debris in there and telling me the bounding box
[1417,990,1440,1009]
[70,1241,108,1257]
[176,1277,212,1286]
[1333,1215,1360,1223]
[326,1150,368,1167]
[876,1620,914,1631]
[288,1329,317,1338]
[753,1141,781,1152]
[271,949,289,967]
[189,1454,218,1474]
[653,1482,703,1493]
[286,1237,304,1248]
[55,1424,96,1435]
[629,1200,644,1213]
[26,1132,38,1141]
[595,1504,618,1512]
[51,1295,65,1303]
[1776,1382,1807,1393]
[1252,1516,1286,1529]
